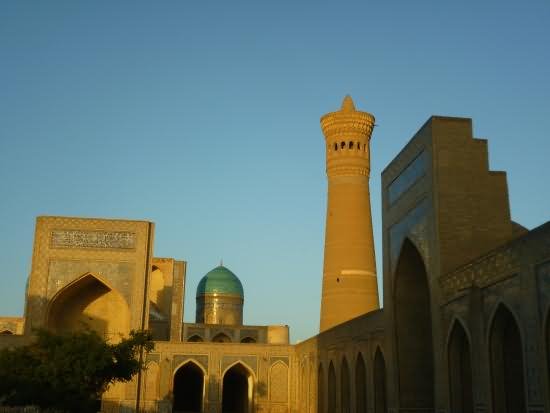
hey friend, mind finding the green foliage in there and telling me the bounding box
[0,329,154,413]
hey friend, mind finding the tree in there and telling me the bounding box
[0,329,154,412]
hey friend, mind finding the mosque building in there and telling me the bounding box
[1,96,550,413]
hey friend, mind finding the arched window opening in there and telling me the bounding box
[240,336,256,343]
[212,332,231,343]
[356,353,367,413]
[490,304,526,413]
[374,348,387,413]
[341,357,350,413]
[173,362,204,413]
[394,239,434,409]
[317,364,324,413]
[328,361,336,413]
[349,141,353,149]
[448,321,473,413]
[222,363,252,413]
[341,141,345,149]
[334,143,338,151]
[187,335,204,342]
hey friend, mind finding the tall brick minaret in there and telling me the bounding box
[319,96,379,332]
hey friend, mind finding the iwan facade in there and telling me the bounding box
[1,97,550,413]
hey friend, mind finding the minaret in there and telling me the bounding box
[319,95,379,332]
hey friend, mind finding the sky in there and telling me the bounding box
[1,0,549,343]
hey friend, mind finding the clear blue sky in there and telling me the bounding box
[1,1,549,342]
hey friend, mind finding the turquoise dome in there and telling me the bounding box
[196,265,244,297]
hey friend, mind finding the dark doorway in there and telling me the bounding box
[173,362,204,413]
[374,348,387,413]
[490,304,526,413]
[222,364,251,413]
[394,239,434,409]
[356,353,367,413]
[448,321,473,413]
[328,361,336,413]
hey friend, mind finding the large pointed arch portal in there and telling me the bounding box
[47,273,129,339]
[222,363,253,413]
[394,238,434,410]
[173,361,204,413]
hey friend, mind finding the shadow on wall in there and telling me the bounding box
[315,340,389,413]
[312,309,388,413]
[149,266,172,321]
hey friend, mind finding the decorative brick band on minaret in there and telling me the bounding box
[319,96,379,332]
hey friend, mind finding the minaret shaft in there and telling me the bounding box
[319,96,379,332]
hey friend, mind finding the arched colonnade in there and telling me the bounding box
[317,348,388,413]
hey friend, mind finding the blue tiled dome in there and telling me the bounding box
[196,265,244,297]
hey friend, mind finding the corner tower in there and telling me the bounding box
[319,96,379,332]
